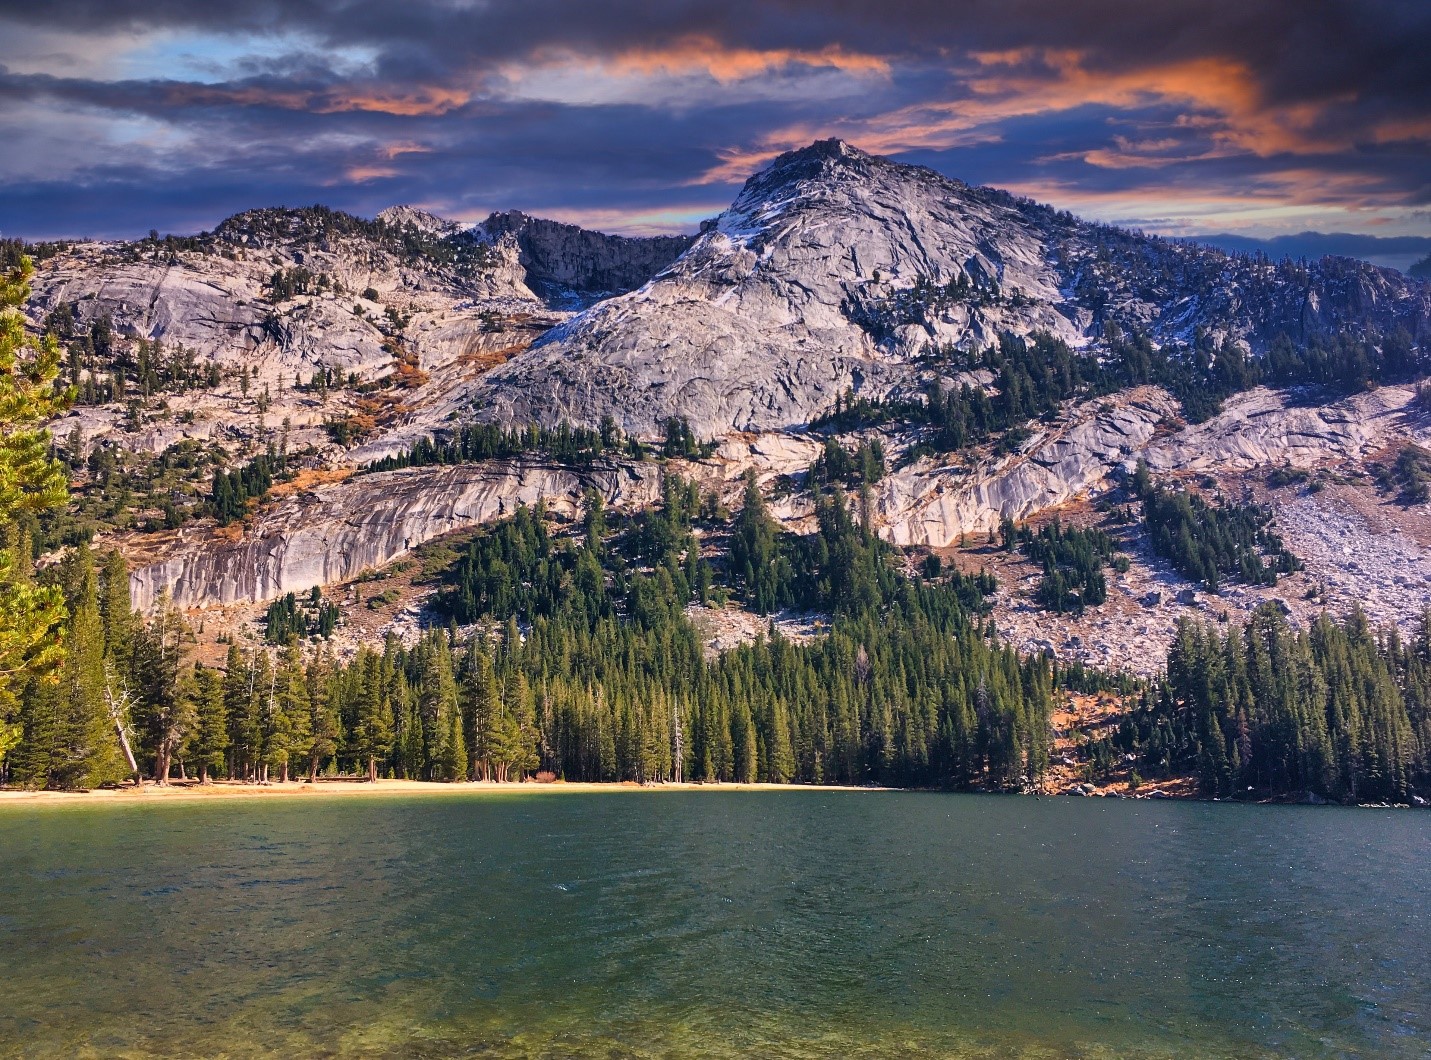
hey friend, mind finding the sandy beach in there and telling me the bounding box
[0,778,891,805]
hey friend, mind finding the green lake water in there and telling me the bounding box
[0,790,1427,1058]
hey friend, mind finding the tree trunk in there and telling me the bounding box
[153,746,171,786]
[103,674,142,786]
[368,756,378,783]
[199,763,209,784]
[309,757,319,783]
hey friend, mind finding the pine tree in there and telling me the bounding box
[14,551,124,789]
[464,648,501,780]
[353,648,394,781]
[268,644,311,782]
[189,663,228,782]
[131,597,189,783]
[305,651,341,780]
[0,257,72,749]
[438,707,467,782]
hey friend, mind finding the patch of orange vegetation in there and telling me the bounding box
[1045,689,1201,796]
[267,468,353,499]
[212,521,245,543]
[458,342,528,376]
[391,355,430,389]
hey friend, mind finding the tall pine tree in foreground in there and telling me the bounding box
[0,255,73,775]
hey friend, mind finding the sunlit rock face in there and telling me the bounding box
[481,139,1431,439]
[130,460,664,611]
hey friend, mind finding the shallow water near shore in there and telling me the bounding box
[1,790,1427,1058]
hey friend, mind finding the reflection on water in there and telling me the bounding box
[1,791,1427,1058]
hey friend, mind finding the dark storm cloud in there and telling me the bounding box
[0,0,1426,244]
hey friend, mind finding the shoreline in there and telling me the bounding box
[0,778,895,806]
[1,778,1419,809]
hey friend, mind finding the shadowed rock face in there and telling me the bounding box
[877,390,1177,547]
[480,139,1431,439]
[477,211,694,304]
[130,460,662,611]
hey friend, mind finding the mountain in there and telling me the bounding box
[17,138,1431,683]
[482,139,1430,437]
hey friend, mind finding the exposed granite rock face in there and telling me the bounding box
[26,227,534,389]
[374,205,463,236]
[878,389,1178,546]
[477,211,694,303]
[1139,385,1418,473]
[123,382,1430,612]
[480,139,1431,439]
[27,204,700,411]
[876,384,1426,549]
[131,460,662,610]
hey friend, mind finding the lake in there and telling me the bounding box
[1,790,1427,1058]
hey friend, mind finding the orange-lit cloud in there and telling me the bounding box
[697,46,1417,185]
[514,35,889,85]
[341,165,401,182]
[961,48,1345,157]
[381,141,433,159]
[315,85,470,116]
[606,36,889,82]
[151,80,470,116]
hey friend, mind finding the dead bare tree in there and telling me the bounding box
[103,664,141,786]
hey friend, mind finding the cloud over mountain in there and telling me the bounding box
[0,1,1426,244]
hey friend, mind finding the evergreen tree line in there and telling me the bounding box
[813,327,1423,453]
[809,436,886,487]
[1131,462,1301,591]
[414,474,1053,789]
[264,588,341,644]
[364,419,621,473]
[42,302,222,406]
[1002,517,1118,614]
[265,267,331,303]
[1111,606,1431,802]
[662,416,712,459]
[4,547,186,789]
[209,449,290,525]
[409,477,1049,788]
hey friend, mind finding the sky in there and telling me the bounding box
[0,0,1428,268]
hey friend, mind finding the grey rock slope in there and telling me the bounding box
[131,460,663,611]
[481,139,1431,439]
[130,382,1429,609]
[26,204,691,387]
[876,383,1424,549]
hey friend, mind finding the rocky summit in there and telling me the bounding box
[18,139,1431,677]
[481,139,1430,437]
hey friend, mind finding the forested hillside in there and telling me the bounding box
[3,478,1051,792]
[1111,607,1431,803]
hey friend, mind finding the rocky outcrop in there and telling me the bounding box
[118,378,1431,614]
[873,383,1429,549]
[131,460,663,610]
[480,139,1431,439]
[878,389,1177,546]
[1141,385,1422,473]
